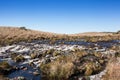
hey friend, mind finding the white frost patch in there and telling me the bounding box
[16,48,30,53]
[10,45,21,52]
[0,45,15,53]
[24,55,31,59]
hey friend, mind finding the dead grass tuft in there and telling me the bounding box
[103,58,120,80]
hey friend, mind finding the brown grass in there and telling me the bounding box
[71,32,113,37]
[40,50,105,80]
[0,26,120,45]
[40,55,75,80]
[0,26,64,45]
[103,58,120,80]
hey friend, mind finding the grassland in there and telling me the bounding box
[0,26,120,46]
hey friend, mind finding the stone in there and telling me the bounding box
[33,71,40,76]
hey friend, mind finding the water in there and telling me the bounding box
[8,64,41,80]
[0,39,120,80]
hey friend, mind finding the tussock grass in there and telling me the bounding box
[40,55,75,80]
[0,61,11,69]
[103,58,120,80]
[40,50,106,80]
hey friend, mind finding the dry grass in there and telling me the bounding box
[0,26,120,45]
[103,58,120,80]
[0,75,8,80]
[40,55,75,80]
[0,26,63,45]
[40,50,105,80]
[71,32,113,37]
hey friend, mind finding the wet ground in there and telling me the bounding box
[0,40,120,80]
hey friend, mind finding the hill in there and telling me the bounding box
[71,32,113,36]
[0,26,120,45]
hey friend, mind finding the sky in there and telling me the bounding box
[0,0,120,34]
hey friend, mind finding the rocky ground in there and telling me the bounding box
[0,40,120,80]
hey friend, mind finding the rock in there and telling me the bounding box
[29,62,35,67]
[13,76,26,80]
[20,66,27,70]
[33,71,40,76]
[23,67,28,70]
[24,55,31,59]
[28,71,32,74]
[13,66,19,70]
[45,54,51,58]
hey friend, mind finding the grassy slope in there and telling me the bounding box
[0,26,120,45]
[0,27,63,45]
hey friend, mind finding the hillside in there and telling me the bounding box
[0,26,63,45]
[71,32,113,36]
[0,26,120,45]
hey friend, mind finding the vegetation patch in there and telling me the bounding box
[40,50,107,80]
[0,61,13,75]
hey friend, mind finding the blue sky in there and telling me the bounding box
[0,0,120,34]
